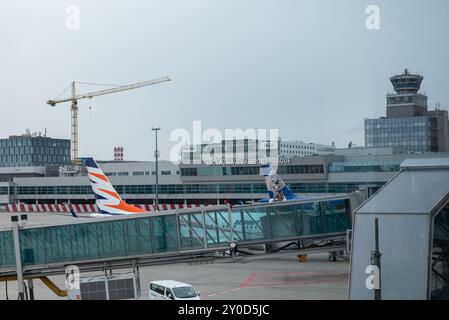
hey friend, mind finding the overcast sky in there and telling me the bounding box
[1,0,448,161]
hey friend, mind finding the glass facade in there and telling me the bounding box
[277,165,324,175]
[180,164,324,177]
[365,116,438,152]
[0,199,351,269]
[387,94,427,107]
[0,136,70,167]
[15,183,266,196]
[180,166,259,177]
[290,182,385,194]
[328,160,401,173]
[13,181,385,197]
[0,230,14,268]
[181,139,276,165]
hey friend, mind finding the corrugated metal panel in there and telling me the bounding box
[357,170,449,214]
[349,213,429,300]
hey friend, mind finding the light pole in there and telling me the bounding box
[152,126,161,206]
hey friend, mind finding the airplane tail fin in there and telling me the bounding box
[260,164,296,201]
[82,158,145,215]
[70,207,78,218]
[280,184,297,200]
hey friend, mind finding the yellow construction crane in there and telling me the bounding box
[47,76,171,164]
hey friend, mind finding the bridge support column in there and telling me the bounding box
[11,215,25,300]
[28,279,35,300]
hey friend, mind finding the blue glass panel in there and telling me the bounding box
[151,215,178,253]
[297,202,322,235]
[239,207,268,240]
[20,228,46,265]
[204,210,232,246]
[124,218,152,255]
[321,200,351,232]
[230,209,245,241]
[179,213,204,249]
[0,231,15,268]
[97,221,126,258]
[70,223,99,261]
[44,226,72,263]
[268,205,297,238]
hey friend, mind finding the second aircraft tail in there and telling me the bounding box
[260,164,297,201]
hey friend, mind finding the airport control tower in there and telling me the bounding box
[386,68,428,117]
[365,69,449,153]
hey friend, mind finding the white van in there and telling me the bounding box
[148,280,200,300]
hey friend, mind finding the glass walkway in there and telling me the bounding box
[0,195,352,274]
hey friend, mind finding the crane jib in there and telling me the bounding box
[46,76,171,105]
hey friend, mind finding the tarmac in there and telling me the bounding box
[0,211,84,230]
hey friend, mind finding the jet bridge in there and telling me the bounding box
[0,195,354,280]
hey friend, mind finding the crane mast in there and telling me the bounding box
[71,81,78,162]
[47,76,171,164]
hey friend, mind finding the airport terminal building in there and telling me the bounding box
[1,147,449,207]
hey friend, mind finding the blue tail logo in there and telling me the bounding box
[260,164,301,202]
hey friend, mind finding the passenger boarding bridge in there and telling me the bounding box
[0,195,355,280]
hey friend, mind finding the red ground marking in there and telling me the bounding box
[240,272,257,288]
[239,271,348,288]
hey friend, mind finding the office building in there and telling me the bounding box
[180,138,335,164]
[279,140,335,158]
[0,132,70,168]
